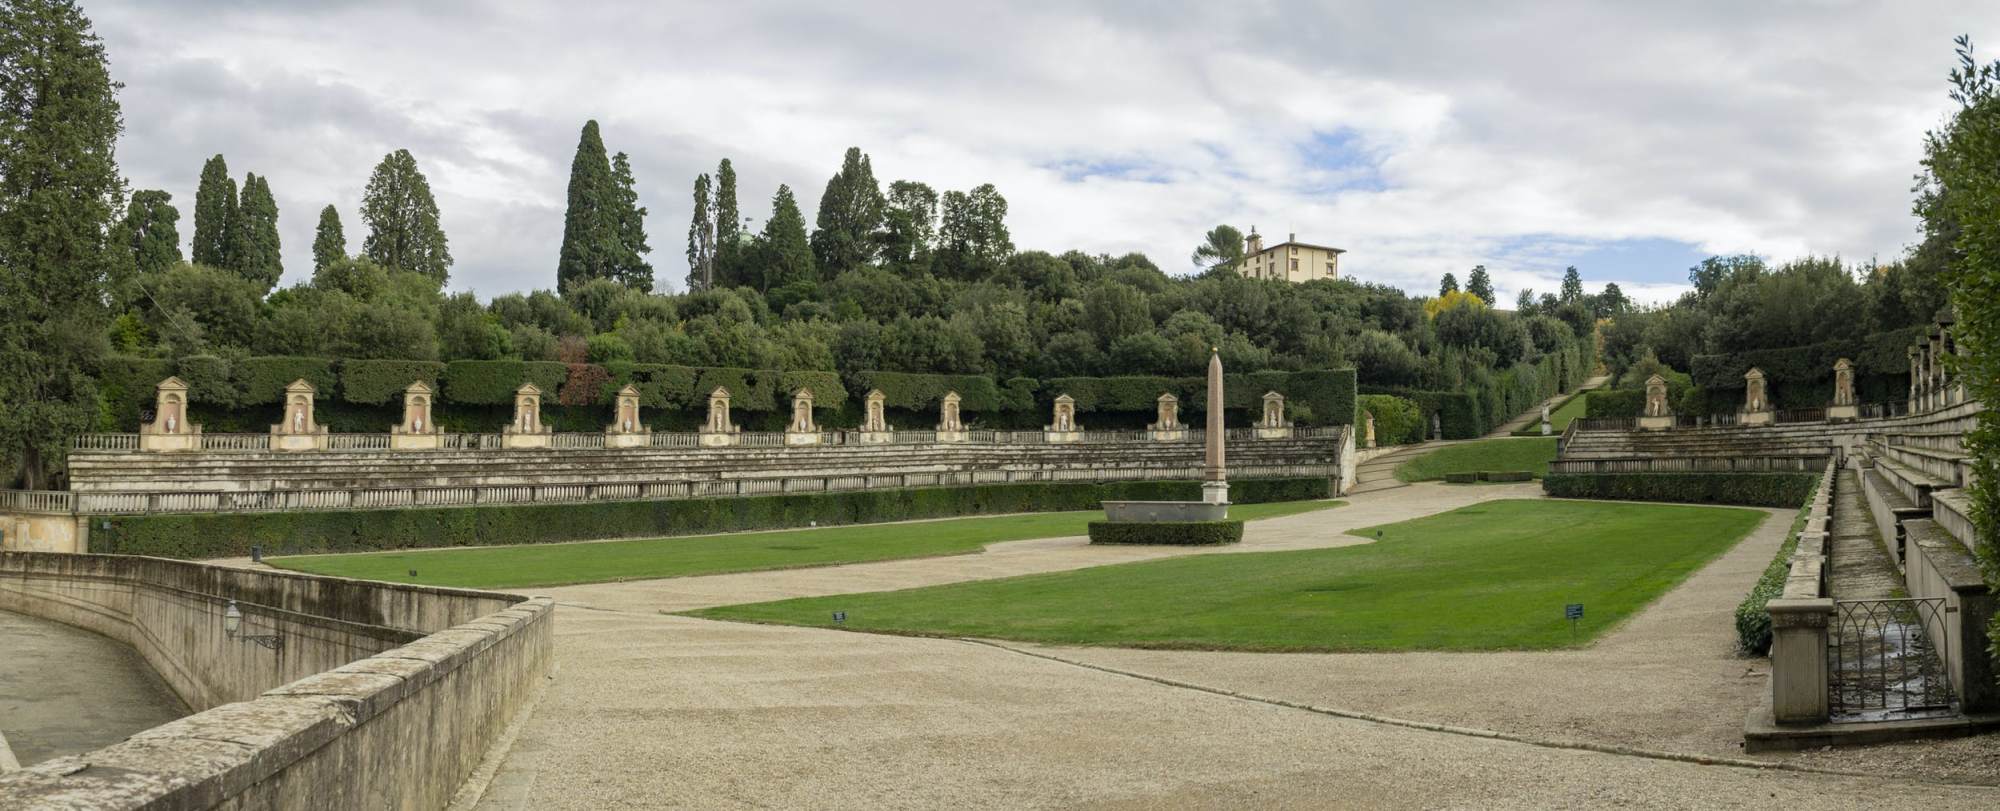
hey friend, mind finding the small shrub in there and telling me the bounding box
[1734,478,1823,654]
[1541,472,1817,507]
[1479,470,1533,482]
[1087,520,1244,545]
[1444,472,1480,484]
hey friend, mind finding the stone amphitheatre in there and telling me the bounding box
[0,314,1994,809]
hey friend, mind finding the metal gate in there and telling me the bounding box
[1828,598,1955,720]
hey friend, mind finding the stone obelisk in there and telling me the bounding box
[1203,347,1229,507]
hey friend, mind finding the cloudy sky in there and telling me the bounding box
[91,1,1997,305]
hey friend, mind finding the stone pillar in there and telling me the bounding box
[1739,367,1774,425]
[1147,393,1186,441]
[390,382,443,450]
[856,389,894,444]
[1363,410,1376,449]
[1767,597,1834,724]
[1254,391,1293,439]
[1908,344,1922,414]
[269,379,329,451]
[699,386,739,447]
[139,377,202,452]
[935,391,966,442]
[1045,394,1082,443]
[1637,373,1673,431]
[605,384,651,448]
[1827,358,1858,421]
[785,387,822,446]
[502,383,552,448]
[1202,348,1228,507]
[1539,404,1551,436]
[1929,329,1946,411]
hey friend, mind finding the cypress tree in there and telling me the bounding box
[810,146,884,275]
[360,148,452,284]
[556,120,619,293]
[714,158,740,285]
[227,172,281,289]
[686,172,713,292]
[609,151,653,291]
[0,0,124,488]
[1560,265,1584,302]
[313,204,345,271]
[758,184,814,291]
[119,189,182,274]
[191,153,235,266]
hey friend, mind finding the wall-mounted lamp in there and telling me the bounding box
[223,599,284,652]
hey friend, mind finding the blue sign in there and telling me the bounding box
[832,611,847,624]
[1565,603,1584,620]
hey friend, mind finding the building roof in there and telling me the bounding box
[1251,239,1346,255]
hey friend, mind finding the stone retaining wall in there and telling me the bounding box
[0,553,552,808]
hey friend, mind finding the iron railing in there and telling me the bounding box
[1828,597,1956,720]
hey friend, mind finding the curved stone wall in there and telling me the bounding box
[0,553,552,808]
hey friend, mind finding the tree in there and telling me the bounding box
[810,146,884,275]
[313,204,345,271]
[880,180,938,267]
[360,148,451,283]
[686,172,714,292]
[118,189,181,275]
[0,0,124,488]
[557,121,620,292]
[1592,282,1631,318]
[226,172,281,289]
[714,158,742,285]
[1560,265,1584,302]
[1439,272,1459,296]
[609,151,652,291]
[1514,288,1537,315]
[1191,224,1245,273]
[757,184,814,291]
[1466,264,1494,305]
[191,153,235,267]
[937,183,1011,278]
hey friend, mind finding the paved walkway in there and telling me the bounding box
[1828,467,1900,601]
[471,485,2000,808]
[1484,374,1611,438]
[0,609,188,768]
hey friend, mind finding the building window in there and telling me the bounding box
[1290,258,1298,271]
[1326,261,1336,274]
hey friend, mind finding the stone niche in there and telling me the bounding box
[1254,391,1293,439]
[699,386,740,447]
[1045,394,1082,443]
[1637,373,1674,431]
[1740,367,1774,426]
[501,383,553,449]
[605,384,651,448]
[855,389,893,444]
[139,377,202,452]
[935,390,967,443]
[785,388,822,446]
[1147,393,1187,442]
[269,379,329,451]
[1827,358,1859,421]
[390,381,443,450]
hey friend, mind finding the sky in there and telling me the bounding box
[89,1,1999,306]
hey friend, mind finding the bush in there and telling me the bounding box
[341,359,446,405]
[1735,486,1820,654]
[694,367,778,411]
[236,356,338,403]
[1087,520,1243,545]
[1444,472,1479,484]
[1541,472,1817,507]
[1584,389,1646,418]
[94,476,1332,558]
[1480,470,1533,482]
[1356,394,1422,445]
[176,355,239,407]
[1357,387,1481,439]
[854,370,1014,412]
[441,360,568,404]
[96,356,176,429]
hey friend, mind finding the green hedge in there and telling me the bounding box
[1040,369,1357,427]
[1541,472,1818,507]
[1044,375,1194,413]
[95,356,176,430]
[1359,388,1480,439]
[176,355,239,406]
[1444,471,1479,484]
[1355,394,1422,445]
[440,360,567,405]
[853,371,1017,412]
[1481,470,1533,482]
[94,476,1333,558]
[1087,520,1244,545]
[1585,389,1647,418]
[237,357,337,402]
[342,360,447,405]
[1734,482,1821,654]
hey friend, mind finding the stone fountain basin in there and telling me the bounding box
[1101,500,1230,522]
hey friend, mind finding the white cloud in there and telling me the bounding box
[89,0,1998,305]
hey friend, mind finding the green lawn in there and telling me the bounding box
[1512,392,1590,436]
[266,500,1342,589]
[1395,437,1558,481]
[689,499,1764,652]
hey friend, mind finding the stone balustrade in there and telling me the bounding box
[1767,459,1839,725]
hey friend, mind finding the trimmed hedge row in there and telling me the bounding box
[1541,472,1818,507]
[1734,482,1821,654]
[1355,394,1423,445]
[1087,520,1244,545]
[1358,388,1481,439]
[94,476,1335,558]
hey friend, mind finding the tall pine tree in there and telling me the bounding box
[1560,266,1584,302]
[757,184,814,291]
[313,204,345,271]
[0,0,124,488]
[686,172,713,292]
[810,146,884,275]
[1439,272,1459,295]
[119,189,182,274]
[609,151,652,291]
[1466,265,1495,305]
[556,120,619,293]
[227,172,281,289]
[360,148,451,284]
[191,153,235,267]
[714,158,740,285]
